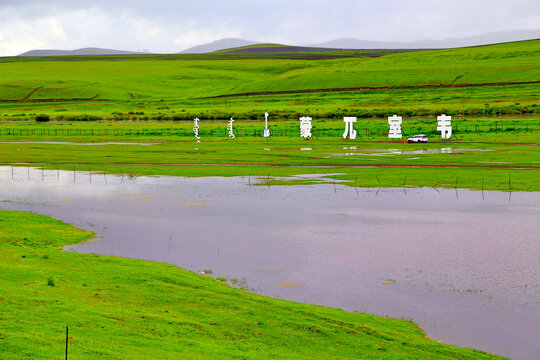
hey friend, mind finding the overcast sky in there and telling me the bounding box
[0,0,539,56]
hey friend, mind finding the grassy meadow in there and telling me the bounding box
[0,210,506,359]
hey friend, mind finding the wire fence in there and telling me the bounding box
[0,121,539,138]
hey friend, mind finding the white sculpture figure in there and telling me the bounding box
[227,117,235,138]
[388,115,403,139]
[299,117,312,138]
[343,117,357,140]
[437,114,452,139]
[263,112,270,137]
[193,117,201,143]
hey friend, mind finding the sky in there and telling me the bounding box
[0,0,539,56]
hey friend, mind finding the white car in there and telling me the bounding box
[407,134,428,143]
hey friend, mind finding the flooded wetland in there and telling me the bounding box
[1,166,539,359]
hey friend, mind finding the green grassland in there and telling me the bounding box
[0,210,505,359]
[0,40,538,120]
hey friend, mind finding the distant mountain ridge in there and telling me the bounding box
[17,29,540,57]
[18,47,148,57]
[309,29,540,49]
[179,38,258,53]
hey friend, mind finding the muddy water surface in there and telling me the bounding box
[1,166,539,359]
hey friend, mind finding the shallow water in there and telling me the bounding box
[1,166,539,359]
[0,141,154,146]
[334,147,494,157]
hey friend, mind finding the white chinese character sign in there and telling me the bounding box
[388,115,402,139]
[227,117,235,138]
[299,117,312,139]
[263,112,270,137]
[437,114,452,139]
[343,117,357,140]
[193,117,201,143]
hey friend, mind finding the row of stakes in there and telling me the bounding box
[247,172,513,201]
[2,165,133,184]
[1,165,513,201]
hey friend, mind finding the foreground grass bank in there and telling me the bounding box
[0,210,504,359]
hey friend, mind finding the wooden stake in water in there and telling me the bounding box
[402,176,407,195]
[354,176,359,195]
[333,176,336,194]
[509,174,512,202]
[248,174,251,189]
[482,178,485,201]
[89,168,92,183]
[168,232,172,257]
[104,168,107,184]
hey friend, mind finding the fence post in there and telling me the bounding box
[66,326,69,360]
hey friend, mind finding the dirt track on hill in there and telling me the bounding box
[199,80,540,99]
[1,80,537,103]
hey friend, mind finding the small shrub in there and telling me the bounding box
[35,114,50,122]
[216,277,227,282]
[47,277,55,287]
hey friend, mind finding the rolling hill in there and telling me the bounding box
[18,47,149,57]
[310,29,540,49]
[1,39,538,119]
[180,38,259,53]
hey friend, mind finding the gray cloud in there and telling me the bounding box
[0,0,539,56]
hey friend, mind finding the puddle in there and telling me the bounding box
[475,161,512,164]
[0,141,155,146]
[332,147,494,157]
[0,166,539,360]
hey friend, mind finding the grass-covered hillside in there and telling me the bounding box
[0,40,538,120]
